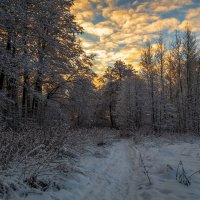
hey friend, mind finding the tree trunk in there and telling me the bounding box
[22,72,30,117]
[109,103,114,128]
[0,71,4,90]
[32,71,42,116]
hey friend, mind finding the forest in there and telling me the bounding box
[1,0,200,133]
[0,0,200,199]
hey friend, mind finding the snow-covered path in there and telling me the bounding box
[62,137,200,200]
[59,140,136,200]
[27,139,137,200]
[26,136,200,200]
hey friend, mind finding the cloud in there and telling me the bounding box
[72,0,199,75]
[81,38,95,49]
[179,8,200,33]
[145,18,180,33]
[71,0,102,22]
[81,22,114,37]
[136,0,193,13]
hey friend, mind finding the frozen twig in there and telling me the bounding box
[132,139,152,185]
[189,170,200,178]
[176,161,191,186]
[139,152,152,185]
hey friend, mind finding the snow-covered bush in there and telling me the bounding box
[0,125,69,197]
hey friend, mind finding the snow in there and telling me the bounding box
[25,139,136,200]
[134,136,200,200]
[17,135,200,200]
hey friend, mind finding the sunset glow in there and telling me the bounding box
[72,0,200,74]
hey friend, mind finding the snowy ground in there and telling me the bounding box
[19,135,200,200]
[135,136,200,200]
[26,139,136,200]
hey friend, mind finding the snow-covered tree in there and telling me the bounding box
[0,0,95,128]
[103,60,133,128]
[67,76,96,127]
[116,72,145,129]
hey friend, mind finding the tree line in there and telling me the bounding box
[0,1,200,134]
[100,28,200,133]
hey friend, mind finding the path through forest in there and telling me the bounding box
[56,140,137,200]
[26,139,137,200]
[26,137,200,200]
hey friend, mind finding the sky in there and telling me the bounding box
[72,0,200,75]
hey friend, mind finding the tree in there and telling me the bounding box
[103,60,133,128]
[67,76,96,127]
[182,26,199,131]
[0,0,94,128]
[140,41,157,130]
[155,33,166,130]
[116,72,145,129]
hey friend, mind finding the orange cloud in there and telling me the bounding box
[72,0,198,75]
[179,8,200,33]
